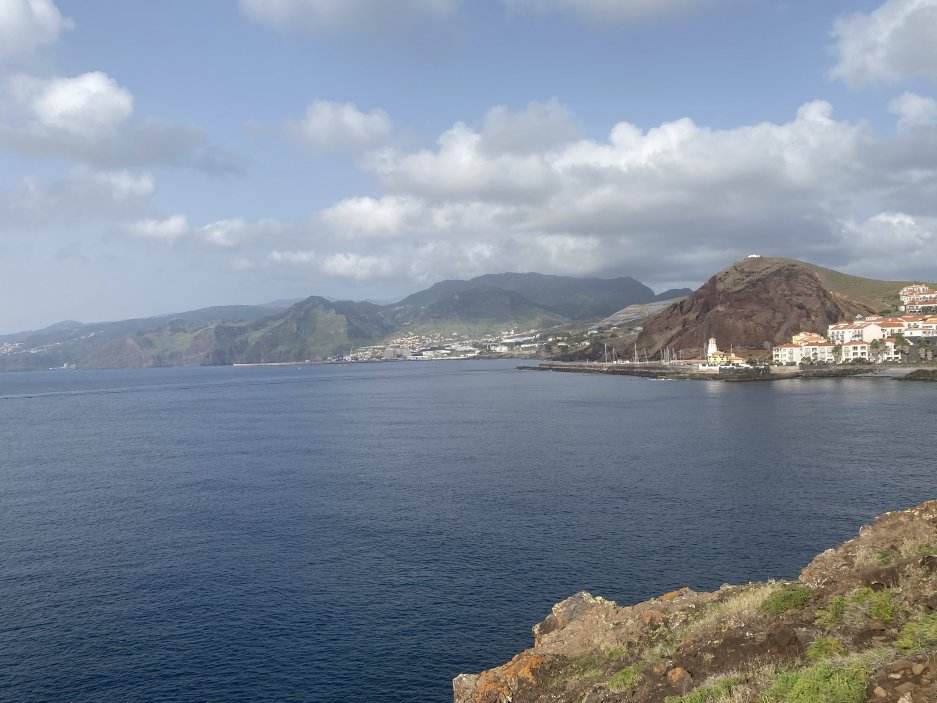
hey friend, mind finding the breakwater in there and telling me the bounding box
[520,362,890,381]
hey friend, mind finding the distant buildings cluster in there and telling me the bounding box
[899,284,937,314]
[772,303,937,366]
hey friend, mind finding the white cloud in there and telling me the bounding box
[197,218,248,248]
[0,169,155,230]
[0,0,71,59]
[88,170,155,199]
[286,100,393,153]
[127,215,189,244]
[364,122,559,202]
[838,211,936,277]
[240,0,460,33]
[195,218,286,248]
[830,0,937,88]
[479,99,578,155]
[889,91,937,127]
[0,73,242,172]
[268,249,397,280]
[286,98,937,288]
[502,0,716,22]
[320,196,423,237]
[27,71,134,137]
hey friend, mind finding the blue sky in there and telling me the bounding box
[2,0,936,332]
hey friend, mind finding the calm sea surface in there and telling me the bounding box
[1,360,934,702]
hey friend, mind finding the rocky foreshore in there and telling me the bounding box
[454,500,937,703]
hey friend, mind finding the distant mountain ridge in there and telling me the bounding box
[399,272,687,320]
[635,257,923,358]
[1,272,688,370]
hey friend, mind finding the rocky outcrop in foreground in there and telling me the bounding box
[455,501,937,703]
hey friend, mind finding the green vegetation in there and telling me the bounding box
[760,585,814,614]
[760,663,867,703]
[896,613,937,652]
[806,636,847,661]
[816,587,900,628]
[663,675,744,703]
[571,653,604,681]
[796,259,913,310]
[874,550,893,566]
[608,663,643,692]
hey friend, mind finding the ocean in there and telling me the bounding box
[1,360,933,702]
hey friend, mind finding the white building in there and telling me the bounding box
[827,321,884,344]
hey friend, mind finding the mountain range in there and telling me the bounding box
[0,273,689,370]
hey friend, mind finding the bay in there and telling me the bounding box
[0,360,933,702]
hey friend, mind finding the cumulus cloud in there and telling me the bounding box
[0,0,71,59]
[286,98,937,289]
[889,91,937,127]
[126,215,289,250]
[286,100,393,153]
[240,0,461,33]
[479,99,579,155]
[0,73,245,172]
[0,169,155,230]
[320,196,424,237]
[839,212,936,278]
[268,249,398,280]
[27,71,134,137]
[127,215,189,243]
[830,0,937,88]
[502,0,716,22]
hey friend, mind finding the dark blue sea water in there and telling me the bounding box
[1,360,934,702]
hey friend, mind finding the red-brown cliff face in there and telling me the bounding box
[634,258,877,358]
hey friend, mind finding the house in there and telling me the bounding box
[827,321,884,344]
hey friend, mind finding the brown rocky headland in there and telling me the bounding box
[454,501,937,703]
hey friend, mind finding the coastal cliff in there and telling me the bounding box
[454,501,937,703]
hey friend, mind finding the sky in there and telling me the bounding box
[2,0,937,333]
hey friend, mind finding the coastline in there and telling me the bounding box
[520,361,929,382]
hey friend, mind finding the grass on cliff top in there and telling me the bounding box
[685,583,778,635]
[806,636,848,662]
[896,613,937,652]
[815,587,901,629]
[760,585,814,614]
[664,674,744,703]
[760,662,867,703]
[608,663,643,693]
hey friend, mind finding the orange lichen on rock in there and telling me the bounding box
[453,652,544,703]
[657,589,684,602]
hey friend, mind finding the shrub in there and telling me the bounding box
[571,652,603,681]
[664,675,744,703]
[815,587,899,627]
[815,596,847,628]
[874,550,893,566]
[608,663,643,692]
[806,636,847,661]
[896,613,937,652]
[760,663,867,703]
[761,585,814,614]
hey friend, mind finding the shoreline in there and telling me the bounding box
[520,361,932,382]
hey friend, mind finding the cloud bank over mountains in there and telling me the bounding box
[1,0,937,331]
